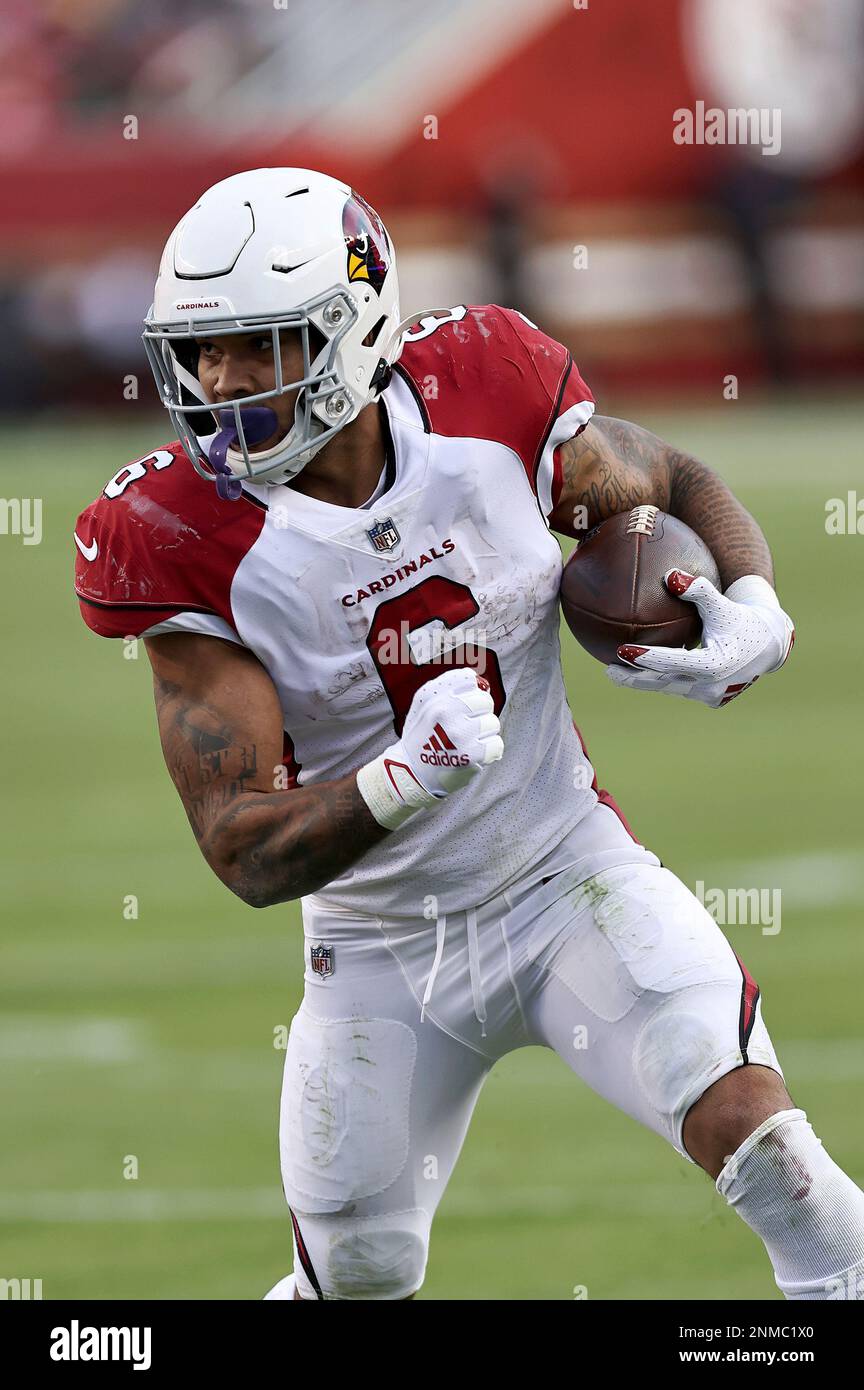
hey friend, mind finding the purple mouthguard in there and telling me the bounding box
[208,407,280,500]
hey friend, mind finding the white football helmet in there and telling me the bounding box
[142,168,403,495]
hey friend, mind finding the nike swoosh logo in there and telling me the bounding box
[271,258,314,275]
[74,532,98,561]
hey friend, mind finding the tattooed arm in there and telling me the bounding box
[548,417,794,705]
[143,633,387,908]
[548,416,773,588]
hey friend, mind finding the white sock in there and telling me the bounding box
[263,1273,297,1301]
[716,1108,864,1299]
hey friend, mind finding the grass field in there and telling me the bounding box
[1,398,862,1300]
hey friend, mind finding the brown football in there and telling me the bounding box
[560,505,721,665]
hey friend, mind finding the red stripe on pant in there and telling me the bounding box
[573,722,642,844]
[541,724,644,885]
[290,1208,324,1300]
[734,953,761,1062]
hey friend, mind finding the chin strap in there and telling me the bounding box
[208,407,280,500]
[369,359,392,393]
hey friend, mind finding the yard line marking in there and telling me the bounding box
[0,1183,708,1224]
[698,849,864,911]
[4,938,297,990]
[0,1016,148,1062]
[0,1189,283,1222]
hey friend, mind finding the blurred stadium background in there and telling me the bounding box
[1,0,863,1300]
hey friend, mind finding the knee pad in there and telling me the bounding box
[291,1206,430,1301]
[280,1008,417,1212]
[632,983,783,1160]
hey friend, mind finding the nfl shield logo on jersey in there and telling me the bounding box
[367,517,400,553]
[310,944,334,978]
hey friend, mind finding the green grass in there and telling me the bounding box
[1,399,862,1299]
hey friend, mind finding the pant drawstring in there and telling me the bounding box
[419,909,488,1038]
[420,914,447,1024]
[466,906,487,1038]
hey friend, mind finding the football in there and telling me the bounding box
[559,504,721,665]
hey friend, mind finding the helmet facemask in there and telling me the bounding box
[142,288,362,495]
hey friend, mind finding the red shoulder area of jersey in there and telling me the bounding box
[393,304,594,496]
[73,441,267,639]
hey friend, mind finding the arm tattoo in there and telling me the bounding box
[668,453,773,586]
[152,675,387,907]
[217,776,386,910]
[556,418,673,526]
[550,415,773,588]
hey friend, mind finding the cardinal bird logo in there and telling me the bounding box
[343,192,390,292]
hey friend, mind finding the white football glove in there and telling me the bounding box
[607,571,795,708]
[357,667,504,829]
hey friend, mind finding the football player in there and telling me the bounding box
[75,169,864,1301]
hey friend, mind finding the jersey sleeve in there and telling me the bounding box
[495,307,595,520]
[396,304,594,521]
[140,612,246,645]
[74,443,265,640]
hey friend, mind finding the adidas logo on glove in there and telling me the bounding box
[420,722,470,768]
[356,669,504,830]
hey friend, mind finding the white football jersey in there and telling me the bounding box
[75,304,638,915]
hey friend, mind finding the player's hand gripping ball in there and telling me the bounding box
[560,506,794,708]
